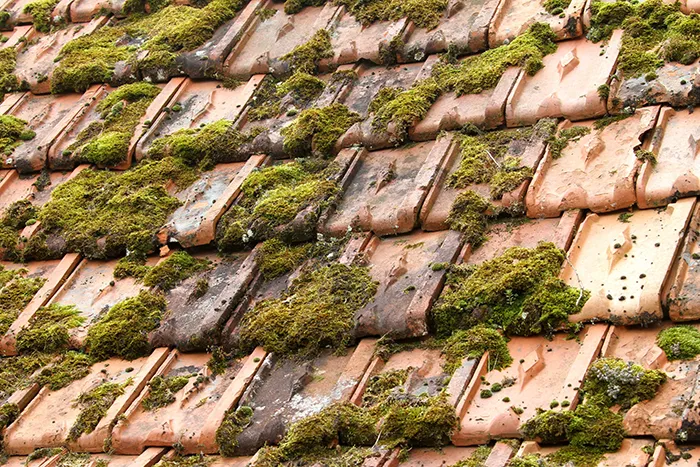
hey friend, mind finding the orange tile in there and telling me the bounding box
[489,0,585,45]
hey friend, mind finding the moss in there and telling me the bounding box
[0,353,54,400]
[592,112,632,130]
[441,325,512,374]
[35,351,93,390]
[35,157,198,260]
[215,405,253,456]
[277,71,325,101]
[543,0,571,15]
[141,374,192,410]
[85,290,166,360]
[156,455,214,467]
[0,267,46,336]
[635,148,657,166]
[449,446,492,467]
[193,278,208,298]
[2,199,38,230]
[445,190,493,247]
[657,325,700,360]
[26,447,63,463]
[206,346,228,376]
[247,72,325,122]
[68,378,132,441]
[16,304,84,354]
[544,446,607,467]
[113,256,150,279]
[567,403,625,451]
[583,357,666,409]
[52,0,247,93]
[281,103,361,157]
[380,393,457,447]
[362,369,409,407]
[283,0,324,14]
[280,29,334,74]
[0,115,34,156]
[239,263,377,357]
[65,82,161,167]
[0,45,20,102]
[334,0,448,30]
[548,126,591,159]
[256,6,277,20]
[23,0,58,33]
[256,238,312,280]
[432,242,588,338]
[142,251,210,291]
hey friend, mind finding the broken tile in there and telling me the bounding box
[0,92,87,173]
[328,11,408,66]
[340,229,462,339]
[600,323,697,440]
[505,31,622,127]
[515,438,653,466]
[134,77,264,162]
[3,348,169,454]
[223,2,339,78]
[322,137,452,236]
[452,324,608,445]
[526,107,659,218]
[489,0,585,46]
[13,17,108,95]
[112,348,265,454]
[149,251,258,351]
[233,340,375,454]
[560,198,695,325]
[399,0,499,62]
[637,107,700,209]
[668,204,700,321]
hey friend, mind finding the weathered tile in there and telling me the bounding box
[561,198,695,325]
[340,229,462,339]
[0,168,72,211]
[489,0,585,46]
[3,348,169,454]
[13,17,108,95]
[0,457,47,467]
[668,203,700,321]
[452,325,608,445]
[223,1,339,78]
[155,453,254,467]
[156,156,266,247]
[69,0,128,22]
[0,0,43,29]
[49,79,184,170]
[36,448,168,467]
[654,442,700,466]
[0,92,87,173]
[614,61,700,110]
[399,0,499,62]
[505,31,622,127]
[150,250,258,351]
[0,24,32,48]
[637,107,700,209]
[526,107,659,218]
[328,11,408,66]
[112,348,265,455]
[134,77,264,162]
[516,439,653,466]
[233,340,375,454]
[322,137,452,236]
[600,323,698,440]
[398,447,489,467]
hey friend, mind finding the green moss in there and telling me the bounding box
[155,455,213,467]
[583,357,666,409]
[2,199,37,230]
[380,393,457,447]
[281,29,334,74]
[141,374,192,410]
[23,0,58,32]
[544,446,607,467]
[256,238,312,280]
[142,251,209,291]
[26,447,63,463]
[68,378,132,441]
[592,112,632,130]
[432,242,588,337]
[0,353,53,400]
[52,0,247,93]
[0,115,34,156]
[543,0,571,15]
[441,325,512,374]
[657,325,700,360]
[277,71,325,101]
[334,0,448,29]
[35,157,198,260]
[0,44,20,102]
[281,103,361,157]
[35,351,93,390]
[16,304,84,354]
[65,82,161,167]
[206,346,228,375]
[362,369,409,407]
[635,148,657,166]
[548,126,591,159]
[283,0,324,14]
[113,256,150,280]
[445,190,493,247]
[85,290,166,360]
[449,446,492,467]
[56,453,92,467]
[239,263,377,357]
[0,267,46,336]
[215,405,253,456]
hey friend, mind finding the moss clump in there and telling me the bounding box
[432,242,588,337]
[85,290,166,360]
[635,148,657,166]
[446,190,509,249]
[362,369,409,407]
[35,157,198,260]
[583,357,666,409]
[26,447,63,463]
[334,0,448,30]
[147,119,263,167]
[441,325,512,374]
[548,126,591,159]
[510,447,608,467]
[156,455,214,467]
[56,453,92,467]
[35,351,93,390]
[449,446,492,467]
[256,238,312,280]
[216,160,340,250]
[215,405,253,456]
[113,256,150,279]
[142,251,209,291]
[206,346,228,375]
[239,263,377,357]
[281,103,361,157]
[280,29,333,74]
[64,82,161,167]
[277,71,325,101]
[68,378,132,441]
[283,0,324,14]
[23,0,58,32]
[141,374,192,410]
[543,0,571,15]
[658,325,700,360]
[0,267,46,336]
[52,0,247,93]
[16,304,84,354]
[0,353,54,400]
[0,47,20,102]
[0,115,35,156]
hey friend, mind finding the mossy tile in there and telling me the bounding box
[112,350,260,455]
[3,347,169,454]
[614,60,700,110]
[505,32,622,127]
[561,198,695,325]
[0,0,56,31]
[514,438,653,466]
[154,453,253,467]
[656,443,700,466]
[0,169,71,212]
[453,325,608,446]
[489,0,585,46]
[0,24,32,49]
[527,107,659,218]
[328,10,408,66]
[322,137,453,236]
